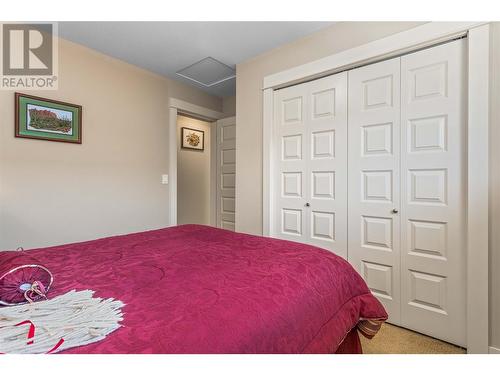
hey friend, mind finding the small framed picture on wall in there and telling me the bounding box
[181,127,204,151]
[15,92,82,144]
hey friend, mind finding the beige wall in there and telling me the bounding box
[489,22,500,349]
[222,95,236,116]
[235,21,424,235]
[0,37,222,250]
[177,115,212,225]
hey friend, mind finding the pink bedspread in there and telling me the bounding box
[6,225,387,353]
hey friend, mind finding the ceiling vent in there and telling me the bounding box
[176,57,235,87]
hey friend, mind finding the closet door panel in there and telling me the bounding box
[273,72,348,257]
[274,84,309,243]
[348,58,402,324]
[400,39,466,346]
[307,73,348,256]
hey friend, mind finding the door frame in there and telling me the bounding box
[168,98,226,226]
[262,22,490,353]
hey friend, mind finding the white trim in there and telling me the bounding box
[262,22,490,353]
[466,24,490,354]
[263,22,485,90]
[489,346,500,354]
[210,121,217,227]
[169,98,225,122]
[168,98,226,227]
[262,88,274,237]
[168,107,178,226]
[215,116,237,127]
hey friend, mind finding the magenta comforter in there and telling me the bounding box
[6,225,387,353]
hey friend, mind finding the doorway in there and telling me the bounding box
[177,114,213,225]
[169,98,236,230]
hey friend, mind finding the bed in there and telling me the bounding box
[1,224,387,353]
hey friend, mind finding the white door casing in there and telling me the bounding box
[273,73,348,257]
[400,39,466,346]
[216,117,236,230]
[347,57,402,324]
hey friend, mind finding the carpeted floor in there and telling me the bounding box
[360,323,466,354]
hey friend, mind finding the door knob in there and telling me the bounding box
[392,208,399,214]
[305,203,310,207]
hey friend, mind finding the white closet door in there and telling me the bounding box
[400,39,466,346]
[273,72,348,257]
[216,117,236,231]
[308,74,348,254]
[274,83,309,243]
[348,58,402,324]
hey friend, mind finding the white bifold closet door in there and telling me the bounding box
[273,73,348,257]
[399,40,466,346]
[347,57,402,324]
[348,39,466,346]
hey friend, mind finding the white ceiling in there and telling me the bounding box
[58,22,334,97]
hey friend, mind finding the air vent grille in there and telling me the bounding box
[176,57,235,87]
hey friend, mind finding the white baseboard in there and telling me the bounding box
[489,346,500,354]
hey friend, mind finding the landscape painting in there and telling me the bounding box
[27,104,74,135]
[15,93,82,144]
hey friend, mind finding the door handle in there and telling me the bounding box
[305,203,310,207]
[392,208,399,214]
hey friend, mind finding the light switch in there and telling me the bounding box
[161,174,169,184]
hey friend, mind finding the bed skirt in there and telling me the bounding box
[334,328,362,354]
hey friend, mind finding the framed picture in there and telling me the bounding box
[15,93,82,144]
[181,127,204,150]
